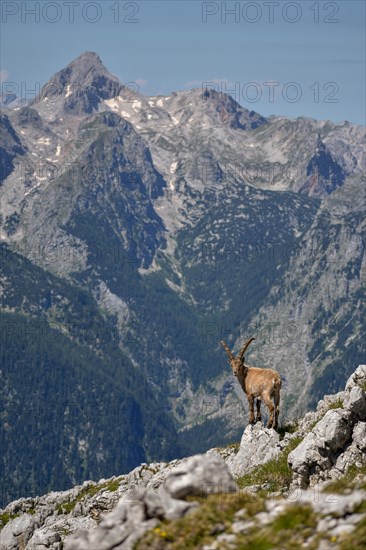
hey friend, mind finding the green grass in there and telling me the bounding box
[323,464,366,495]
[327,399,344,410]
[236,437,303,493]
[272,505,315,531]
[135,494,319,550]
[232,535,274,550]
[135,492,264,549]
[235,504,318,550]
[338,516,366,550]
[56,478,122,515]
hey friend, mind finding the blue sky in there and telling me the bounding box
[1,0,365,124]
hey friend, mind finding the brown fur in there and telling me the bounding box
[220,338,282,430]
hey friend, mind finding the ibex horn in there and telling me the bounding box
[220,340,235,361]
[238,337,255,362]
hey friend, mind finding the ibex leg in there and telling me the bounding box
[263,392,275,429]
[256,399,262,423]
[273,389,280,430]
[247,395,255,425]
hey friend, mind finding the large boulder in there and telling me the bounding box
[288,409,353,488]
[312,409,353,451]
[353,421,366,451]
[225,423,282,478]
[0,514,37,550]
[287,431,331,485]
[288,365,366,488]
[164,454,237,498]
[344,385,366,420]
[296,391,345,437]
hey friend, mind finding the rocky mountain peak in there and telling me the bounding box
[72,50,103,65]
[30,51,122,115]
[178,86,267,130]
[62,51,116,82]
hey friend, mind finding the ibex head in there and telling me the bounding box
[220,338,255,377]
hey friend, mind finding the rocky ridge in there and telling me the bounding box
[1,365,365,550]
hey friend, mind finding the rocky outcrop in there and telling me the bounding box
[0,455,237,550]
[300,136,346,196]
[1,365,365,550]
[0,114,26,184]
[65,455,237,550]
[210,423,289,478]
[288,365,366,488]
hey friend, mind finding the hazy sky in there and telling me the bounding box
[1,0,365,124]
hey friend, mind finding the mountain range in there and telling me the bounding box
[0,51,365,507]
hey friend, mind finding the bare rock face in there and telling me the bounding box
[344,385,366,420]
[163,454,237,498]
[223,423,282,478]
[345,364,366,391]
[288,411,350,487]
[312,409,353,452]
[288,365,366,489]
[353,421,366,451]
[0,515,37,550]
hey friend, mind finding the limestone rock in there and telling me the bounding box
[0,514,37,550]
[164,454,237,498]
[313,409,353,451]
[344,385,366,420]
[226,423,281,478]
[288,381,366,489]
[1,365,366,550]
[65,455,236,550]
[297,391,345,437]
[345,364,366,391]
[288,409,355,487]
[353,421,366,451]
[144,488,197,520]
[26,528,61,549]
[296,489,366,517]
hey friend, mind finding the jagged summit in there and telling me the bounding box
[199,86,267,130]
[61,51,118,81]
[72,50,103,64]
[30,51,122,115]
[155,86,267,131]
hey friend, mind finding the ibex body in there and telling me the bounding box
[221,338,281,430]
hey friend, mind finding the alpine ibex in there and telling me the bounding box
[220,338,281,430]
